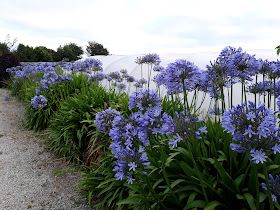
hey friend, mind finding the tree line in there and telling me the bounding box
[0,35,109,62]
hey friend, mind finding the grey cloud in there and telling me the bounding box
[141,14,280,48]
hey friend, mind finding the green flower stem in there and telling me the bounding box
[255,75,258,110]
[182,81,190,113]
[263,164,274,210]
[171,92,176,116]
[227,87,230,110]
[274,78,276,111]
[195,92,206,114]
[244,82,247,104]
[231,83,233,108]
[263,73,265,104]
[221,87,225,115]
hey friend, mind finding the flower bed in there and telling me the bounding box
[6,47,280,209]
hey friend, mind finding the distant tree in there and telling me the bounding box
[86,41,109,56]
[34,46,53,62]
[0,34,17,56]
[276,45,280,56]
[14,43,37,62]
[56,43,83,61]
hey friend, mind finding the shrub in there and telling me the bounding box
[0,42,10,55]
[47,83,129,162]
[0,53,20,87]
[24,73,91,131]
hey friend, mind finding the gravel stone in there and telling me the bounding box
[0,89,92,210]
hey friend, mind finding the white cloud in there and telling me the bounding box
[0,0,280,55]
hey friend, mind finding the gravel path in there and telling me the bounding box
[0,89,92,210]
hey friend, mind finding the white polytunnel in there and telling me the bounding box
[84,49,280,117]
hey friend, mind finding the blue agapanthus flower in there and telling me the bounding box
[222,101,280,164]
[116,83,126,91]
[108,88,177,184]
[94,108,120,132]
[169,110,207,148]
[128,89,161,111]
[4,95,9,101]
[135,53,161,65]
[88,72,105,83]
[134,78,147,88]
[262,174,280,202]
[71,58,103,73]
[31,95,48,108]
[156,59,200,94]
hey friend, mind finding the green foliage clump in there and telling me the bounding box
[24,73,91,131]
[79,151,130,209]
[47,83,125,162]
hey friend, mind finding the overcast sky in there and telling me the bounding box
[1,0,280,55]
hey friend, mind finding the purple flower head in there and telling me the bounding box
[159,59,200,94]
[94,108,120,132]
[128,89,161,111]
[218,46,261,82]
[135,53,161,66]
[153,65,164,72]
[126,75,135,83]
[88,72,105,83]
[222,101,280,162]
[262,174,280,202]
[134,78,147,88]
[107,71,121,81]
[116,83,126,91]
[169,134,183,148]
[169,110,205,147]
[250,149,268,164]
[73,58,103,73]
[31,95,48,108]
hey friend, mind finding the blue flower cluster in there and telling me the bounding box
[222,101,280,164]
[88,72,105,83]
[134,78,147,89]
[70,58,103,73]
[94,108,120,132]
[262,174,280,202]
[31,95,48,108]
[135,53,161,65]
[155,59,201,95]
[217,46,261,83]
[128,89,161,111]
[94,88,176,184]
[169,110,207,148]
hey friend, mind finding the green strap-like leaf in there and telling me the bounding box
[183,200,207,209]
[243,193,256,210]
[116,197,141,205]
[204,201,223,210]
